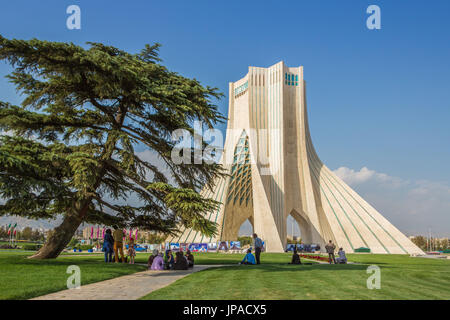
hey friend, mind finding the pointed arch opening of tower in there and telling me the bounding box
[220,130,253,241]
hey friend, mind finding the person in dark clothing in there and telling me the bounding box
[185,250,194,268]
[289,248,302,265]
[103,229,114,263]
[147,249,158,269]
[173,251,188,270]
[252,233,263,264]
[165,250,174,270]
[325,240,336,264]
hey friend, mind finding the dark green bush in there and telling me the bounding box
[23,244,42,251]
[76,244,93,250]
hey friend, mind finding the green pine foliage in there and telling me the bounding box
[0,36,226,258]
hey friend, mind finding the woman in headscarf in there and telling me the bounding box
[147,249,158,269]
[173,251,188,270]
[185,250,194,268]
[151,252,164,270]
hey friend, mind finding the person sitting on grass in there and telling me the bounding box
[173,251,189,270]
[165,250,175,270]
[127,237,136,264]
[185,250,195,268]
[148,249,158,269]
[336,248,347,264]
[151,252,164,270]
[239,249,256,265]
[289,248,302,265]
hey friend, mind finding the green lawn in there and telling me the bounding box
[0,251,146,300]
[1,251,449,300]
[0,240,41,247]
[141,254,450,300]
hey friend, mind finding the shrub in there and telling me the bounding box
[23,244,42,251]
[238,236,252,246]
[300,254,329,262]
[68,238,79,247]
[76,244,93,250]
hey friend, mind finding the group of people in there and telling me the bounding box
[103,226,197,269]
[239,233,264,265]
[147,249,195,270]
[103,227,347,267]
[325,240,347,264]
[239,238,348,266]
[102,226,137,264]
[287,240,347,265]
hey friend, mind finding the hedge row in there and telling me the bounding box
[23,244,42,251]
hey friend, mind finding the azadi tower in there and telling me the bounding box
[168,61,424,255]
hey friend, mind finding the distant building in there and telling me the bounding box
[79,226,157,243]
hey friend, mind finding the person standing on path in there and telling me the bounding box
[127,237,136,264]
[252,233,263,265]
[112,225,125,263]
[325,240,336,264]
[102,228,114,263]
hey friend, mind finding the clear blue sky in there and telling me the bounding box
[0,1,449,187]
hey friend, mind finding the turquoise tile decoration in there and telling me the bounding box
[226,130,252,206]
[234,81,248,97]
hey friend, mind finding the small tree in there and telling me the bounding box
[0,36,225,259]
[411,236,427,250]
[237,236,252,246]
[68,237,79,247]
[32,229,45,242]
[20,227,33,240]
[146,232,165,244]
[0,226,6,238]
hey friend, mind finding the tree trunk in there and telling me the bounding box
[29,210,85,259]
[29,108,127,259]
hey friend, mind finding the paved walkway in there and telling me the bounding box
[414,254,450,260]
[31,265,218,300]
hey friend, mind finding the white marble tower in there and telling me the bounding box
[167,61,424,255]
